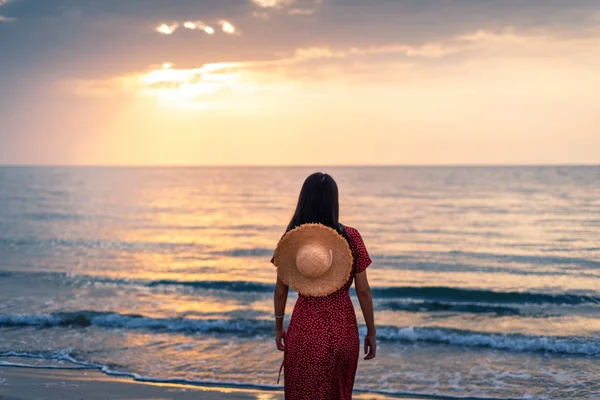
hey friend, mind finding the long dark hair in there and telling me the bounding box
[286,172,342,233]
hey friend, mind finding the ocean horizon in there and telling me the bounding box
[1,164,599,168]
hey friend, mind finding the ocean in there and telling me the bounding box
[0,166,598,399]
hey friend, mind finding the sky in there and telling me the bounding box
[0,0,599,166]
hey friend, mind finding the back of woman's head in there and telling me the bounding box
[287,172,340,232]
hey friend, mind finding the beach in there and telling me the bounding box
[0,367,270,400]
[0,367,410,400]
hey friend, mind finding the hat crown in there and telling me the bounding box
[274,223,353,297]
[295,243,332,279]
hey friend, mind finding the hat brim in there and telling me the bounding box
[273,223,353,297]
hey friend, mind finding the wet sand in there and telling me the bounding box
[0,366,414,399]
[0,367,275,400]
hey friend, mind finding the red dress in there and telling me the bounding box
[281,226,372,400]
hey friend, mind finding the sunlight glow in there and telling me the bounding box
[139,63,242,107]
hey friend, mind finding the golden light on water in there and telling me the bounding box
[256,394,281,400]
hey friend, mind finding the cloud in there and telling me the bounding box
[155,19,236,35]
[281,26,600,66]
[0,0,14,22]
[63,26,600,111]
[291,41,459,62]
[252,10,270,20]
[61,38,447,104]
[63,75,140,99]
[60,35,463,100]
[155,22,179,35]
[218,19,237,34]
[251,0,321,18]
[183,20,215,34]
[288,8,315,16]
[252,0,295,8]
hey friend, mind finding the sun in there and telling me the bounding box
[139,63,240,107]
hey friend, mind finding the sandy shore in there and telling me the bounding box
[0,367,276,400]
[0,366,414,399]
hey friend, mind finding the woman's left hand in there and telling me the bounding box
[364,334,376,360]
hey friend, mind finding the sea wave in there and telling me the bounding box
[370,286,600,305]
[2,271,599,305]
[377,251,600,269]
[0,311,598,356]
[379,301,524,316]
[147,279,274,292]
[0,237,203,251]
[0,311,272,335]
[375,326,600,356]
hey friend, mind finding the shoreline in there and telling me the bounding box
[0,366,272,400]
[0,366,420,400]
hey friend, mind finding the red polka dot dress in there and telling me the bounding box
[281,226,372,400]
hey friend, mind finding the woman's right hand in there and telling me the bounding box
[276,327,286,351]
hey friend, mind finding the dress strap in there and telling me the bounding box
[277,358,284,384]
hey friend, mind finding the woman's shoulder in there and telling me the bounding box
[341,224,371,272]
[340,224,362,240]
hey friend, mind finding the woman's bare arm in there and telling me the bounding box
[274,275,289,351]
[355,270,376,359]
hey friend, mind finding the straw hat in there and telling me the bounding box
[273,223,353,297]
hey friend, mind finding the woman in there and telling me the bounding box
[272,172,376,400]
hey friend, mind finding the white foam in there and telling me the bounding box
[366,326,600,356]
[2,312,599,356]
